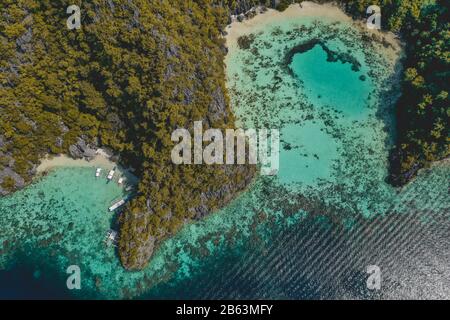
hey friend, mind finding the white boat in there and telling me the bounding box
[95,168,102,177]
[108,230,117,241]
[118,177,125,185]
[107,168,115,180]
[109,198,126,212]
[104,230,118,247]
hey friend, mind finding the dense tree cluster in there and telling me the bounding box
[0,0,255,270]
[322,0,449,184]
[382,0,449,185]
[1,0,447,270]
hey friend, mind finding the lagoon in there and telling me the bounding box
[0,4,449,299]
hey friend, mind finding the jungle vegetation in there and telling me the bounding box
[323,0,449,184]
[0,0,448,269]
[0,0,256,270]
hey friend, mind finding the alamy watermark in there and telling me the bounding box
[66,5,81,30]
[366,265,381,290]
[66,265,81,290]
[171,121,279,175]
[366,5,381,30]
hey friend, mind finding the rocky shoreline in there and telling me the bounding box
[118,164,256,271]
[0,135,101,196]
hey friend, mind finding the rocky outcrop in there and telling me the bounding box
[208,87,228,123]
[387,150,423,187]
[228,0,280,16]
[118,210,157,271]
[0,136,24,195]
[68,137,97,160]
[0,167,26,196]
[0,151,29,195]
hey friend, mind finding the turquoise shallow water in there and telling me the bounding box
[1,14,449,299]
[289,44,373,117]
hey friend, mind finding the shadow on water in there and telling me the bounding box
[373,51,407,187]
[374,54,404,151]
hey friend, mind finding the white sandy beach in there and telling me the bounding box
[225,2,402,61]
[36,149,139,184]
[36,153,115,173]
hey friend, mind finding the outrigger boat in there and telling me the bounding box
[109,197,126,212]
[107,167,116,181]
[104,230,118,247]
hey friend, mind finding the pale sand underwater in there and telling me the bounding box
[225,2,402,65]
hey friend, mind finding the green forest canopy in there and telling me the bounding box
[0,0,448,269]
